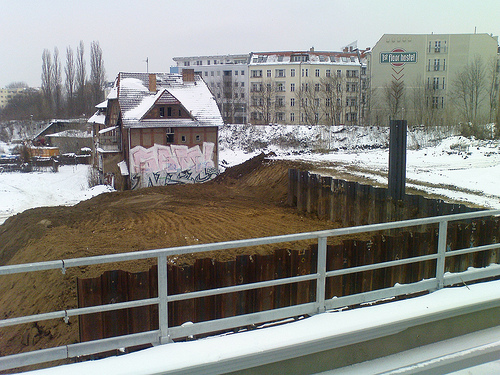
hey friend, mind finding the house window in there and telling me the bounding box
[290,68,295,77]
[276,82,285,92]
[315,83,320,92]
[241,93,245,98]
[167,107,172,116]
[290,112,295,122]
[267,70,271,77]
[241,70,245,75]
[434,59,440,71]
[301,68,309,77]
[326,69,331,77]
[434,40,441,53]
[184,61,190,66]
[211,71,214,76]
[290,83,295,92]
[178,109,181,116]
[251,70,262,78]
[181,135,187,142]
[337,70,342,77]
[204,71,208,76]
[166,128,174,143]
[290,98,295,107]
[195,134,201,142]
[277,112,284,121]
[276,96,285,107]
[315,69,320,77]
[326,98,331,107]
[275,69,285,77]
[159,107,165,117]
[235,70,238,75]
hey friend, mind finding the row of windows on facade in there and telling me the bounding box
[250,68,361,79]
[427,77,447,90]
[251,97,360,107]
[184,59,247,66]
[252,55,358,64]
[250,111,358,122]
[428,59,446,71]
[250,82,361,93]
[201,70,246,77]
[428,40,447,54]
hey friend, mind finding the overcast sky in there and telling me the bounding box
[1,0,499,88]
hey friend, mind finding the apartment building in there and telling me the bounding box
[172,54,250,124]
[370,33,499,126]
[248,48,368,125]
[0,87,27,109]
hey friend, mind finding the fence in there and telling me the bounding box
[287,169,477,226]
[1,209,500,371]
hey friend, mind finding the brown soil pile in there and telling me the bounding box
[0,154,339,371]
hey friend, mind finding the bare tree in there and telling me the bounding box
[53,47,63,116]
[383,80,405,119]
[452,56,487,125]
[321,75,346,126]
[90,40,106,108]
[486,57,499,123]
[250,79,275,124]
[65,45,76,116]
[75,40,87,116]
[41,49,53,115]
[296,80,323,125]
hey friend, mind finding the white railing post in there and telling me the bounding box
[316,236,328,313]
[158,255,171,344]
[436,220,448,289]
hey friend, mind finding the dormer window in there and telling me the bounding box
[167,107,172,117]
[159,107,165,117]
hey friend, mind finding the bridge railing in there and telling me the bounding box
[1,209,500,371]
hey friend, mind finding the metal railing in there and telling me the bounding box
[1,209,500,371]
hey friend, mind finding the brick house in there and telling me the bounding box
[88,70,223,190]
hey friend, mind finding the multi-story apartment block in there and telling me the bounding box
[248,48,368,126]
[370,33,499,126]
[172,54,250,124]
[0,87,27,109]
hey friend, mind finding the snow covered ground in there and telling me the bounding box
[2,125,500,225]
[0,164,113,225]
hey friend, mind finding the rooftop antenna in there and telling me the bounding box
[144,57,149,73]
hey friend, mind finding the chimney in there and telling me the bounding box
[148,73,157,92]
[182,68,195,83]
[310,46,314,52]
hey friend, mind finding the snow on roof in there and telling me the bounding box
[98,126,118,134]
[96,100,108,109]
[115,72,223,128]
[45,129,91,138]
[88,112,106,125]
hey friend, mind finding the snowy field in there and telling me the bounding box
[0,164,112,225]
[2,125,500,225]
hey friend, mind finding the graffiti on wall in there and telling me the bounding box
[129,142,219,189]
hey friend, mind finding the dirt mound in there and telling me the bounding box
[0,154,337,370]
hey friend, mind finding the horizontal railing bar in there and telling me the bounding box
[0,331,160,372]
[167,274,318,302]
[0,260,64,276]
[445,243,500,258]
[0,346,68,372]
[2,210,498,276]
[0,310,66,328]
[0,298,159,328]
[326,254,439,278]
[168,303,317,340]
[444,265,500,287]
[66,330,160,358]
[66,298,160,318]
[325,279,438,310]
